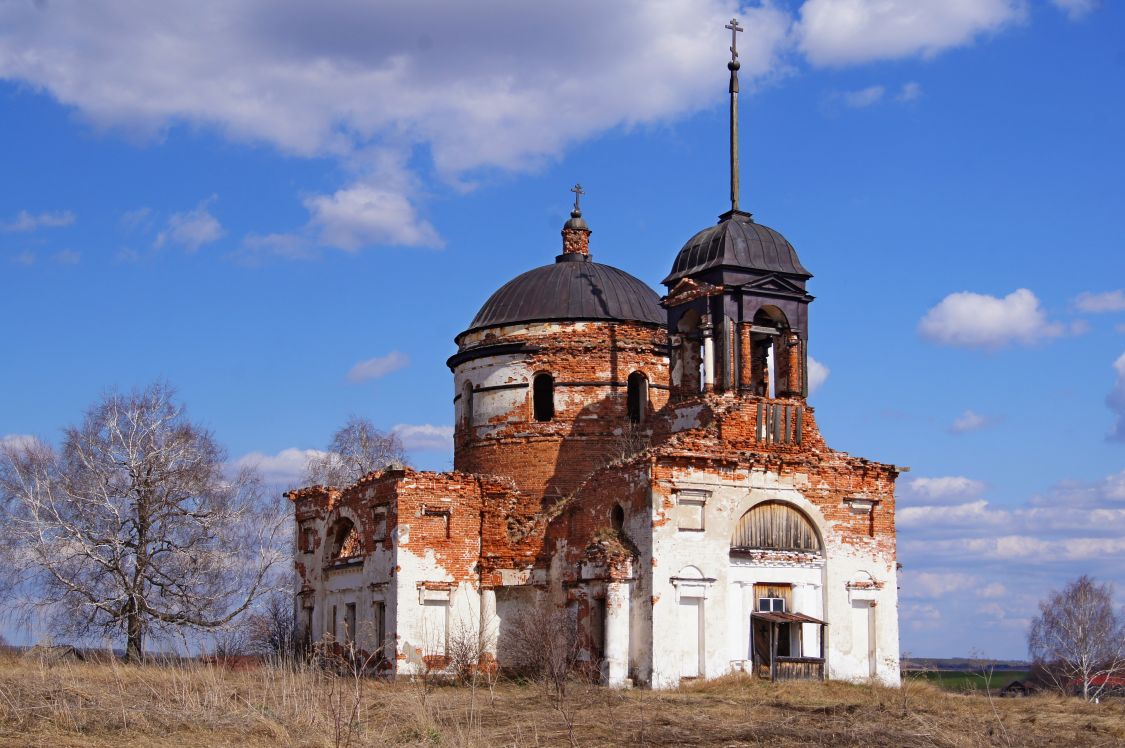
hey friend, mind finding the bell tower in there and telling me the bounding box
[661,17,814,401]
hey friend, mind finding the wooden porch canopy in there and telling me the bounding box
[750,611,827,682]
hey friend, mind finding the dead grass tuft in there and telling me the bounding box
[0,653,1121,746]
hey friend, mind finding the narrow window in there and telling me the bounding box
[373,601,387,660]
[611,504,625,533]
[330,604,338,641]
[533,373,554,422]
[344,602,357,645]
[461,381,474,427]
[626,372,648,423]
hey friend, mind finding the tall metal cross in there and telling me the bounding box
[726,18,743,63]
[570,183,585,212]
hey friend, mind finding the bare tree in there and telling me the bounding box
[304,416,407,487]
[1028,575,1125,701]
[0,383,286,662]
[243,588,298,659]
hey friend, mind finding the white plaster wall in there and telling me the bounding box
[646,467,900,688]
[455,353,532,433]
[392,520,482,676]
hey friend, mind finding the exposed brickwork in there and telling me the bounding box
[562,224,591,256]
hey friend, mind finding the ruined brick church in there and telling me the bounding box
[289,20,902,688]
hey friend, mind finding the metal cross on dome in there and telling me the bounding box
[570,183,585,212]
[726,18,743,62]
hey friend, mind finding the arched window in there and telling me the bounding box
[611,504,625,533]
[328,518,362,560]
[626,372,648,424]
[676,310,703,394]
[461,381,474,427]
[752,307,790,398]
[533,373,554,422]
[731,502,822,555]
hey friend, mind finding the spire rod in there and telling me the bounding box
[725,18,743,214]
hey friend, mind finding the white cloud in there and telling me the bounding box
[841,85,884,108]
[807,356,830,393]
[899,467,1125,656]
[1051,0,1099,21]
[1117,323,1125,335]
[797,0,1024,66]
[11,251,36,266]
[977,582,1006,598]
[2,209,75,232]
[0,434,40,452]
[904,571,979,598]
[306,183,442,251]
[896,81,922,102]
[901,602,943,631]
[1109,352,1125,442]
[53,249,81,265]
[121,207,155,232]
[233,447,327,488]
[1074,289,1125,313]
[346,352,410,383]
[918,288,1063,348]
[903,475,985,503]
[156,199,224,251]
[0,0,793,255]
[950,409,989,433]
[898,500,1000,528]
[391,424,454,452]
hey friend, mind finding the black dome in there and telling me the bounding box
[663,211,810,285]
[464,254,664,334]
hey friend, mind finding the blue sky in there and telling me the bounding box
[1,0,1123,659]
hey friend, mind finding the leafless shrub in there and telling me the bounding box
[304,416,407,487]
[1029,575,1125,701]
[243,589,298,661]
[0,383,286,662]
[505,600,581,698]
[603,423,650,466]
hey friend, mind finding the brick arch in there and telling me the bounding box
[324,507,364,564]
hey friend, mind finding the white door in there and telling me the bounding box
[850,601,874,678]
[679,597,702,678]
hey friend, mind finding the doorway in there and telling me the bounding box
[678,597,703,678]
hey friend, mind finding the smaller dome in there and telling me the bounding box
[663,211,810,285]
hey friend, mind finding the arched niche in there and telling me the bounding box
[731,501,822,556]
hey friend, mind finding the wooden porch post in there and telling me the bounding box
[820,623,826,681]
[770,623,778,681]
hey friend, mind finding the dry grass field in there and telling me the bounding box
[0,652,1122,747]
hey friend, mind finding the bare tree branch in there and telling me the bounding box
[0,383,287,661]
[1028,575,1125,701]
[303,415,407,487]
